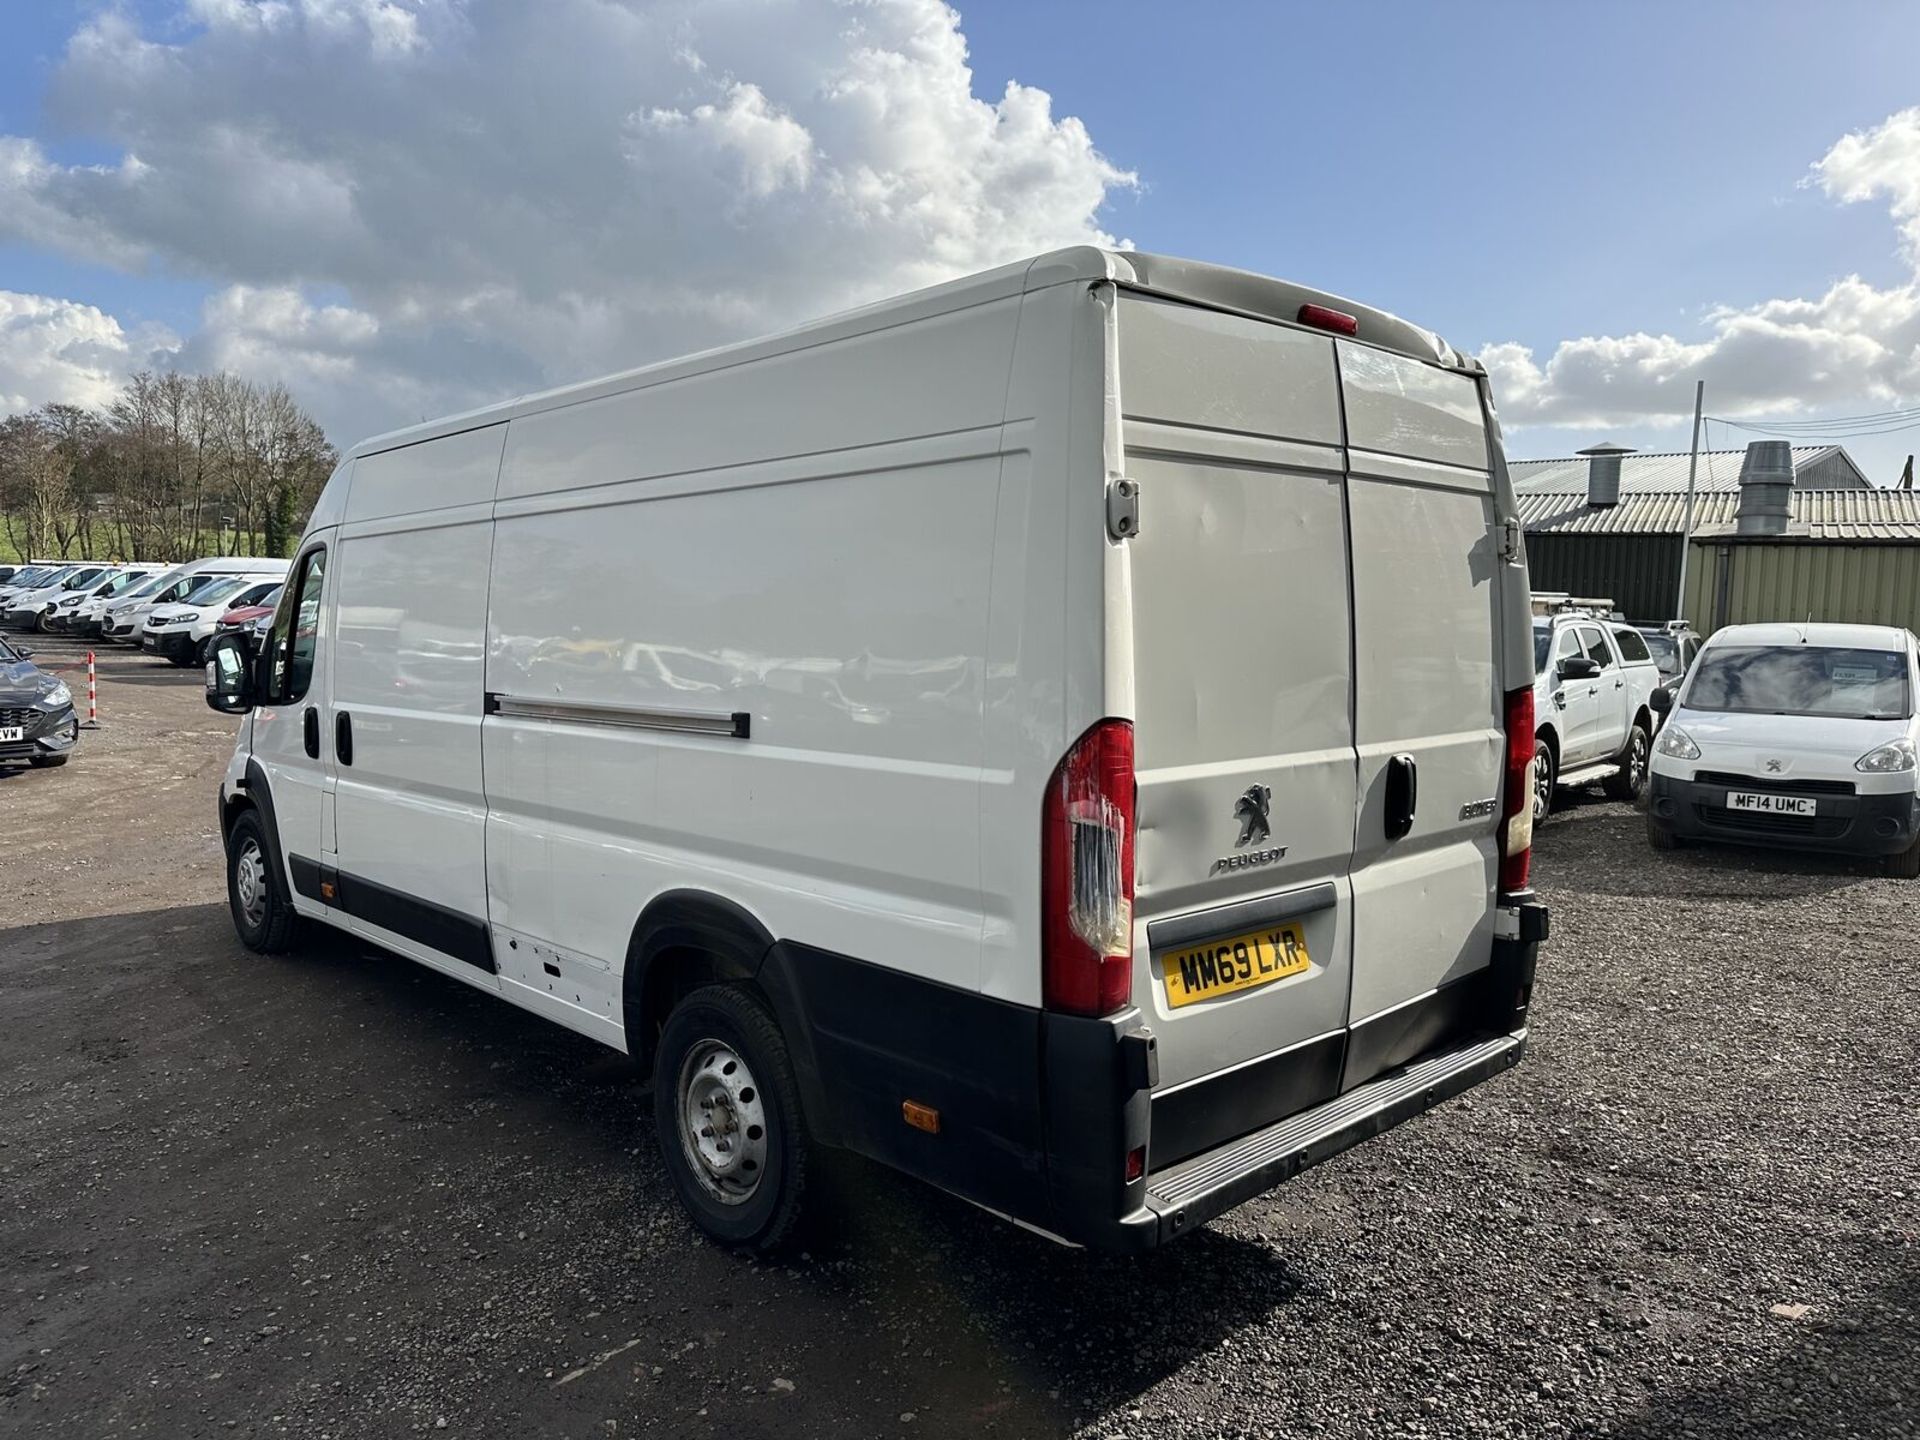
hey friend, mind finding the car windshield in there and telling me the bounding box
[1640,633,1681,676]
[1532,622,1552,673]
[0,635,18,662]
[184,576,247,603]
[61,568,106,590]
[1686,644,1912,720]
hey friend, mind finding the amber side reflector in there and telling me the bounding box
[320,881,337,901]
[901,1100,941,1134]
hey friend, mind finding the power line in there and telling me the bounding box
[1711,414,1920,440]
[1707,401,1920,429]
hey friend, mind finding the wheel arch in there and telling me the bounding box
[621,890,777,1069]
[224,758,290,887]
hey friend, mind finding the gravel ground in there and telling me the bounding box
[2,634,1916,1438]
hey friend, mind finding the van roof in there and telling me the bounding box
[347,248,1477,461]
[1709,622,1911,651]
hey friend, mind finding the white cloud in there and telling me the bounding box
[0,0,1135,441]
[1483,107,1920,433]
[0,292,178,414]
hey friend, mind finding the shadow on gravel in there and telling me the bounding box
[3,903,1305,1437]
[1611,1249,1920,1440]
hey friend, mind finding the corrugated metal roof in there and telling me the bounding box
[1521,487,1920,540]
[1509,445,1848,494]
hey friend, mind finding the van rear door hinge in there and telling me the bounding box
[1498,516,1522,562]
[1107,476,1141,540]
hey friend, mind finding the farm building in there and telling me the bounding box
[1515,441,1920,631]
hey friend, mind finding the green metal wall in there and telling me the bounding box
[1523,533,1684,620]
[1681,540,1920,636]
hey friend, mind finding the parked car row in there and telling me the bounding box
[0,557,289,665]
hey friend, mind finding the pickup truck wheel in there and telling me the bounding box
[654,983,810,1253]
[1603,722,1651,802]
[1532,738,1556,823]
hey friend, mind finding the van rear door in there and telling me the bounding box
[1117,295,1359,1166]
[1337,344,1504,1088]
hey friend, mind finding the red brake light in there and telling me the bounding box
[1498,686,1535,894]
[1042,719,1136,1016]
[1297,303,1359,336]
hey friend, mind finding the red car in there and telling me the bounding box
[213,586,282,641]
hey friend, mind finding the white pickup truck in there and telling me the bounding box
[1531,613,1662,820]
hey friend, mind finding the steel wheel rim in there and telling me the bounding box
[1533,747,1553,821]
[676,1039,769,1206]
[234,837,268,928]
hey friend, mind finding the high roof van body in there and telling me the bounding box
[207,249,1549,1251]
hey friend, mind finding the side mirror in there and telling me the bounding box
[1560,656,1601,681]
[1650,687,1673,715]
[205,632,257,715]
[16,646,32,659]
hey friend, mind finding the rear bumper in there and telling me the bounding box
[1650,773,1918,856]
[760,898,1548,1254]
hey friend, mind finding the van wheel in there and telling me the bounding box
[1647,816,1683,851]
[1886,837,1920,879]
[653,984,809,1253]
[1532,737,1556,823]
[1604,722,1651,802]
[226,809,298,953]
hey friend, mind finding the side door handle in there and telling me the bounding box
[334,710,354,767]
[1384,753,1417,840]
[302,706,320,759]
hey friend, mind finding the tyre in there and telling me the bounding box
[653,983,810,1252]
[1532,736,1557,824]
[1603,721,1651,803]
[34,608,52,633]
[168,650,197,668]
[28,754,70,768]
[226,808,298,953]
[1647,816,1683,851]
[1886,836,1920,879]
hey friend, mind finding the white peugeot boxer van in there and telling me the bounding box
[206,249,1549,1252]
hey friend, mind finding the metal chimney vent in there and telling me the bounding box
[1734,440,1795,537]
[1576,443,1635,508]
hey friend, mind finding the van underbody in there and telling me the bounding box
[215,247,1549,1251]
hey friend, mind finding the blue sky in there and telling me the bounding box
[2,0,1918,479]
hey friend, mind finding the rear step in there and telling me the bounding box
[1144,1032,1526,1240]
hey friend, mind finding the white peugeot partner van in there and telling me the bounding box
[1649,622,1920,873]
[206,249,1549,1252]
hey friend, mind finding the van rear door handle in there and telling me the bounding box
[334,710,354,767]
[1384,753,1417,840]
[302,706,319,759]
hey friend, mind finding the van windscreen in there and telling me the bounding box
[1687,645,1911,720]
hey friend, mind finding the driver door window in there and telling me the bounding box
[267,549,326,705]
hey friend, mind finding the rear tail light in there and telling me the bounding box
[1498,686,1535,894]
[1042,719,1136,1016]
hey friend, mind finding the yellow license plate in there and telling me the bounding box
[1160,924,1311,1009]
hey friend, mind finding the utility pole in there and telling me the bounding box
[1673,380,1705,622]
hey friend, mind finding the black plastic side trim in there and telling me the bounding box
[288,853,325,903]
[1146,882,1339,951]
[286,857,495,974]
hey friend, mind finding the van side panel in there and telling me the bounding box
[482,297,1023,1017]
[328,428,503,980]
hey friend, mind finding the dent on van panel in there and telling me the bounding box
[1338,344,1488,471]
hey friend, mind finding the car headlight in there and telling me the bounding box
[172,612,199,624]
[1655,725,1700,761]
[1855,738,1917,773]
[39,681,72,710]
